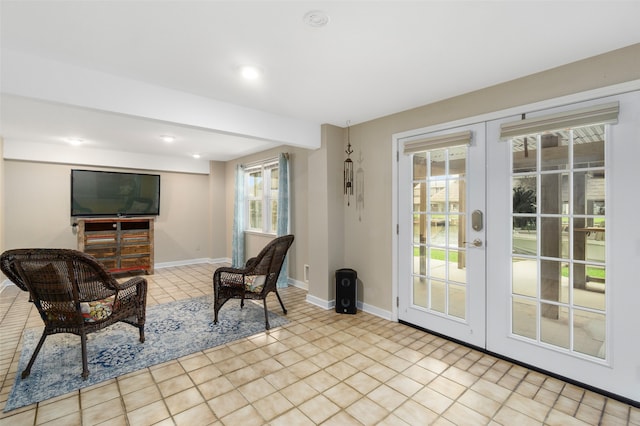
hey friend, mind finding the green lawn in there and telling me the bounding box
[562,265,605,280]
[415,246,605,281]
[414,247,459,262]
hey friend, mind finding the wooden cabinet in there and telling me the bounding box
[77,217,154,274]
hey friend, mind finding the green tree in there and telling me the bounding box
[513,186,536,228]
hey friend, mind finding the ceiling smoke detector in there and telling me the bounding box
[303,10,329,27]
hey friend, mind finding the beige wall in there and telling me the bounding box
[209,161,227,260]
[223,145,309,285]
[153,170,211,263]
[342,43,640,312]
[2,162,211,264]
[306,124,345,301]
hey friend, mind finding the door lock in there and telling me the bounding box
[472,210,484,231]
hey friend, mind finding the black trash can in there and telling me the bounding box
[335,268,357,314]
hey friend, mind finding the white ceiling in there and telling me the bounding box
[1,0,639,165]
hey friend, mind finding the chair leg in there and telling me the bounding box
[214,297,232,325]
[138,325,145,343]
[263,299,270,330]
[21,329,48,379]
[80,333,89,380]
[275,290,287,315]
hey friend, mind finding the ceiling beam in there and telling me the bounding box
[1,48,321,150]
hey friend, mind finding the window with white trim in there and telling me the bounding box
[245,160,279,233]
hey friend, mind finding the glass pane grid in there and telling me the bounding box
[510,126,607,361]
[410,146,467,319]
[245,165,279,233]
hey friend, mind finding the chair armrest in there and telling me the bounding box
[215,266,249,275]
[115,276,146,290]
[245,257,258,268]
[113,276,147,303]
[213,267,247,288]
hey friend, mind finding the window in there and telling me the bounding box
[245,160,278,233]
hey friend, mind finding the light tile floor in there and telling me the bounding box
[0,263,638,425]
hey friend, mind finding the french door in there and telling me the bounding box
[396,90,640,402]
[397,123,486,347]
[486,93,639,400]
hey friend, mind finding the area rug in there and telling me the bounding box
[4,295,288,412]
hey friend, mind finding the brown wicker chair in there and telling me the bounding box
[0,248,147,380]
[213,234,294,330]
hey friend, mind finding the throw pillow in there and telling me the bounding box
[244,275,266,292]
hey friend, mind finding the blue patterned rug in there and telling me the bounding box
[4,295,288,412]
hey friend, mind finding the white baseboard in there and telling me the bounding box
[288,278,308,291]
[306,294,333,310]
[359,301,393,321]
[304,295,393,321]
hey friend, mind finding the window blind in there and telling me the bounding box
[500,102,619,140]
[403,130,472,155]
[244,156,278,172]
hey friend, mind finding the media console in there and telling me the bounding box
[76,217,154,274]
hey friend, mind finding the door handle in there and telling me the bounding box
[463,238,483,247]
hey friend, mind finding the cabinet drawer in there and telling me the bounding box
[85,247,117,258]
[85,222,117,232]
[85,232,117,245]
[121,244,150,256]
[120,256,150,269]
[121,231,149,243]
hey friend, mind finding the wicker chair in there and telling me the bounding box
[0,248,147,380]
[213,234,294,330]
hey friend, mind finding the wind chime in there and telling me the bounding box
[344,121,354,206]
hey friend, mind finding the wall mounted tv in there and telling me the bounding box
[71,169,160,217]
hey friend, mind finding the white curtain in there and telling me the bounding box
[231,164,245,267]
[276,153,290,288]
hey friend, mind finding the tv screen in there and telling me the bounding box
[71,169,160,217]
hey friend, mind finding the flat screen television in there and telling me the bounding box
[71,169,160,217]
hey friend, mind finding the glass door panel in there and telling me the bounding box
[411,147,467,320]
[509,124,607,360]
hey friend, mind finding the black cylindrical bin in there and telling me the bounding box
[335,268,357,314]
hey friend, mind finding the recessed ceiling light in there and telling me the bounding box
[239,65,262,80]
[161,135,175,143]
[192,153,201,159]
[303,10,330,27]
[65,137,83,146]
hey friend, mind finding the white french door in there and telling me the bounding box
[395,90,640,403]
[397,123,486,347]
[486,92,640,401]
